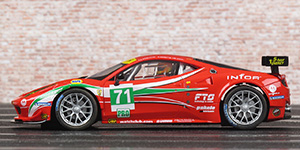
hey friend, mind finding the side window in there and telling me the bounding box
[118,61,179,81]
[178,63,197,75]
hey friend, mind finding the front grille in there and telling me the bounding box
[15,106,21,114]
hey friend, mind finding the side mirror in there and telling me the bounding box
[114,73,124,86]
[114,80,120,86]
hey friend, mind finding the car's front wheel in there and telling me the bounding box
[223,86,267,129]
[55,88,98,130]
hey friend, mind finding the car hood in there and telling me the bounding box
[19,83,57,99]
[19,78,103,99]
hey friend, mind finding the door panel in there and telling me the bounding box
[103,76,185,121]
[102,60,186,122]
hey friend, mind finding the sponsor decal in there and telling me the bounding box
[157,56,185,61]
[110,87,135,112]
[36,102,51,107]
[41,113,48,119]
[186,81,191,84]
[269,85,277,93]
[174,119,195,123]
[97,89,102,96]
[268,84,280,95]
[196,106,215,113]
[139,56,156,61]
[120,120,153,123]
[269,57,285,66]
[108,119,117,124]
[270,95,285,100]
[122,58,137,64]
[226,74,261,80]
[195,94,215,103]
[272,108,281,117]
[71,79,82,84]
[21,99,27,106]
[156,120,173,123]
[117,108,130,118]
[262,56,288,66]
[268,92,280,96]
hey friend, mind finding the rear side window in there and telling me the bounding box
[117,61,179,81]
[134,61,178,80]
[178,63,198,75]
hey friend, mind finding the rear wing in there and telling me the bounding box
[262,56,289,74]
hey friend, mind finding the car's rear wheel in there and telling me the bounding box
[55,88,98,130]
[223,86,267,129]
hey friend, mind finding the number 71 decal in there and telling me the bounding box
[110,87,135,112]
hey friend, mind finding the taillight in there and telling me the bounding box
[281,78,287,87]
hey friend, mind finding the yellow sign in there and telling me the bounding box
[71,79,82,84]
[108,119,117,124]
[122,58,137,64]
[97,89,102,96]
[41,113,48,119]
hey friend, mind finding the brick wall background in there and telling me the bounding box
[1,0,299,104]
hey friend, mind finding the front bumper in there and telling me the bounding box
[284,104,291,119]
[11,104,51,123]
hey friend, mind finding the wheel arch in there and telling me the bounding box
[50,86,102,122]
[219,82,270,125]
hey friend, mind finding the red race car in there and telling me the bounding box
[11,55,291,130]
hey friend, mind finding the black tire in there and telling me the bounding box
[55,88,98,130]
[220,101,230,127]
[223,86,267,129]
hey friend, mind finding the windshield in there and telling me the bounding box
[87,63,125,80]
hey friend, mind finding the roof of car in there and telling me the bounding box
[133,54,247,71]
[135,54,191,61]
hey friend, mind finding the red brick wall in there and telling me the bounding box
[1,0,299,104]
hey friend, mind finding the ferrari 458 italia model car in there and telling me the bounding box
[11,55,291,130]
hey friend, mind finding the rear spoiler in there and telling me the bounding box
[262,56,289,74]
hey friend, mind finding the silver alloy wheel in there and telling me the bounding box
[228,90,263,125]
[59,93,93,127]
